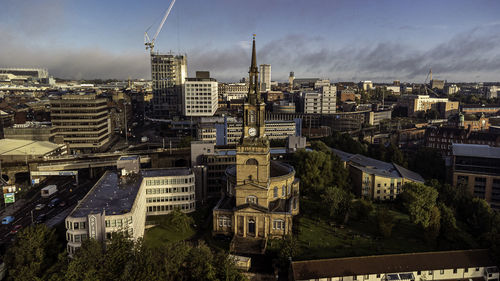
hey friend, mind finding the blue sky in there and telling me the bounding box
[1,0,500,82]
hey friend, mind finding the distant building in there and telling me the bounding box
[273,101,296,113]
[398,95,458,118]
[462,105,500,115]
[331,148,424,200]
[0,68,48,79]
[65,156,195,255]
[314,79,330,89]
[291,249,499,281]
[425,126,500,156]
[386,85,400,95]
[304,85,337,114]
[487,86,500,99]
[431,79,445,90]
[293,78,320,89]
[452,144,500,209]
[288,72,295,90]
[340,89,360,102]
[448,113,490,131]
[264,91,284,102]
[259,64,271,92]
[183,73,218,117]
[445,84,460,95]
[361,81,373,91]
[50,94,111,153]
[3,122,55,141]
[220,82,248,101]
[151,54,187,117]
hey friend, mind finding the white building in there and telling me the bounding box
[292,249,499,281]
[446,84,460,95]
[386,85,401,95]
[488,86,500,99]
[259,64,271,92]
[183,77,218,116]
[314,79,331,89]
[64,156,195,256]
[362,81,374,91]
[304,85,337,114]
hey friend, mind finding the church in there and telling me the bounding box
[212,37,300,241]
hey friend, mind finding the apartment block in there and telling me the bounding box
[292,249,499,281]
[183,75,218,117]
[452,144,500,210]
[304,85,337,114]
[50,94,110,153]
[259,64,271,92]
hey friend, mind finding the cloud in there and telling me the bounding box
[1,23,500,82]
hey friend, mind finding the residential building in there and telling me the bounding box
[386,85,401,95]
[220,82,248,101]
[304,85,337,114]
[452,144,500,210]
[65,156,195,255]
[50,94,111,153]
[212,38,299,247]
[425,127,500,156]
[183,74,218,117]
[151,53,187,117]
[340,89,360,102]
[398,95,458,117]
[331,148,424,200]
[259,64,271,92]
[291,249,499,281]
[314,79,330,89]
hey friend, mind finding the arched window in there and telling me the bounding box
[218,216,231,228]
[249,110,256,123]
[273,187,278,198]
[282,185,286,196]
[293,198,297,210]
[273,219,285,230]
[246,195,257,204]
[246,158,258,165]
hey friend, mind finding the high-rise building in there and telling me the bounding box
[303,85,337,114]
[150,53,187,118]
[183,72,218,117]
[50,94,110,153]
[289,72,295,90]
[259,64,271,92]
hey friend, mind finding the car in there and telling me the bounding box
[10,225,22,234]
[35,203,46,210]
[2,216,15,225]
[48,198,61,208]
[58,201,66,207]
[35,214,47,224]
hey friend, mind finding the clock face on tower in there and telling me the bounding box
[248,127,257,137]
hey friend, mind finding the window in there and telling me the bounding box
[247,196,257,204]
[273,219,285,230]
[475,268,480,272]
[376,274,380,278]
[282,185,286,196]
[365,275,369,279]
[428,271,433,275]
[464,268,468,273]
[453,269,457,274]
[417,271,421,275]
[353,275,357,280]
[440,270,444,275]
[273,187,278,198]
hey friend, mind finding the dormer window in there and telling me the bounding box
[247,196,257,204]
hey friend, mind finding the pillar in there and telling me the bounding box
[243,215,247,237]
[233,215,237,235]
[264,217,268,238]
[255,216,259,238]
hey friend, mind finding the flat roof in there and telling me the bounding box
[452,144,500,159]
[292,249,495,280]
[0,139,64,156]
[70,168,192,218]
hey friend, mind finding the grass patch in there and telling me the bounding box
[144,224,195,248]
[294,198,476,260]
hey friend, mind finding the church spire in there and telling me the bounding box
[248,35,260,105]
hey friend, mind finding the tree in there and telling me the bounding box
[4,225,60,281]
[438,203,457,241]
[423,206,441,243]
[293,149,334,196]
[351,198,374,220]
[321,186,354,223]
[376,207,395,238]
[400,182,438,228]
[164,208,195,232]
[186,243,217,281]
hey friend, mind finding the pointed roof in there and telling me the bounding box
[247,35,260,104]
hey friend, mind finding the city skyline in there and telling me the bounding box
[1,0,500,82]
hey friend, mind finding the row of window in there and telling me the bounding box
[105,217,133,228]
[345,267,482,281]
[273,185,291,198]
[66,221,86,230]
[146,194,195,203]
[145,185,194,194]
[66,233,88,243]
[147,202,195,213]
[145,178,193,186]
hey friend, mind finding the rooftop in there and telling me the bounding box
[452,144,500,159]
[70,168,192,218]
[0,139,64,156]
[292,249,496,280]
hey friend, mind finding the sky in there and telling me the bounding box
[1,0,500,82]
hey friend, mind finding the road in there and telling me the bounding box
[0,172,99,249]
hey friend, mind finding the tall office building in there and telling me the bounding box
[50,94,111,153]
[183,72,218,117]
[303,85,336,114]
[151,53,187,118]
[289,72,295,90]
[259,64,271,92]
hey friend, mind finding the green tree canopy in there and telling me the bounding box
[400,182,439,228]
[321,186,354,223]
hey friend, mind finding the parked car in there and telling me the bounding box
[48,198,61,208]
[2,216,15,225]
[35,203,46,210]
[35,214,47,224]
[10,225,22,234]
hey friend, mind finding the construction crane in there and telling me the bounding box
[422,68,439,97]
[144,0,177,54]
